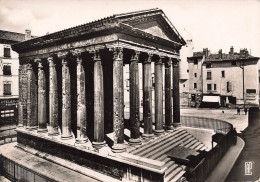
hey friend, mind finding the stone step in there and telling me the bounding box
[132,130,186,157]
[165,164,179,177]
[195,143,205,150]
[164,160,175,169]
[165,167,183,182]
[190,141,201,149]
[130,129,185,154]
[139,131,188,157]
[151,135,191,160]
[166,170,186,182]
[182,139,197,148]
[142,132,190,159]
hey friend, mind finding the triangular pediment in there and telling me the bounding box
[115,9,185,44]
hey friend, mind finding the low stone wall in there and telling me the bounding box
[16,130,165,181]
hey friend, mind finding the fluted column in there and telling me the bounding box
[154,56,164,135]
[48,57,59,136]
[165,59,173,130]
[18,65,23,127]
[111,47,125,153]
[26,62,37,130]
[172,58,181,127]
[142,53,154,139]
[72,50,88,144]
[92,50,105,148]
[59,52,73,139]
[37,59,47,132]
[129,51,141,145]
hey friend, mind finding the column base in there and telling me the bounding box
[75,137,88,144]
[92,141,106,149]
[112,143,126,153]
[173,123,181,128]
[48,127,59,136]
[37,128,48,133]
[166,125,174,131]
[128,138,142,146]
[61,135,73,140]
[26,126,38,131]
[17,124,23,128]
[142,133,154,140]
[154,129,165,136]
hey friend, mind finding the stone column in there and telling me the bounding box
[26,62,38,130]
[111,47,125,152]
[172,58,181,127]
[59,52,73,139]
[92,50,105,148]
[142,53,154,138]
[129,51,142,145]
[165,59,173,130]
[17,65,23,127]
[48,57,59,136]
[37,59,47,132]
[154,56,164,135]
[72,50,88,144]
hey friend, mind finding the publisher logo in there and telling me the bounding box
[245,162,253,175]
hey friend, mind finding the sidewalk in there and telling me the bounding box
[206,137,245,182]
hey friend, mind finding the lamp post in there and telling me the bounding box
[240,62,245,110]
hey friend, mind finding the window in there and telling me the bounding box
[194,73,197,77]
[206,63,211,68]
[125,79,130,87]
[194,59,198,65]
[221,70,225,77]
[227,82,232,92]
[207,71,212,80]
[3,83,11,95]
[207,84,212,91]
[246,89,256,94]
[183,84,185,87]
[4,47,11,58]
[194,83,197,89]
[3,65,11,75]
[214,84,217,90]
[187,69,189,73]
[231,61,236,66]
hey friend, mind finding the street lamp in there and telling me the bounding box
[240,63,245,110]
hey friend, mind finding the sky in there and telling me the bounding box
[0,0,260,56]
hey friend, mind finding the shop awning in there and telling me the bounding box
[202,96,220,103]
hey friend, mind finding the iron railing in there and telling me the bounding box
[0,154,56,182]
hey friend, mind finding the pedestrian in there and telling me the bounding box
[245,108,248,115]
[237,108,240,115]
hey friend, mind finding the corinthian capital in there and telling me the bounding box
[57,51,69,60]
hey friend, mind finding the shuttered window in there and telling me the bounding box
[227,82,232,92]
[4,48,11,58]
[4,83,11,95]
[3,65,11,75]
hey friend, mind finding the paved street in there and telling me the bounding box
[180,108,248,133]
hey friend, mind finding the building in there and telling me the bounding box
[187,47,259,108]
[179,30,193,107]
[0,30,34,126]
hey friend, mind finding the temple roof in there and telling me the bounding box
[12,8,186,53]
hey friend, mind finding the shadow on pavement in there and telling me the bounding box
[226,107,260,181]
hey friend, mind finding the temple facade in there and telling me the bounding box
[12,8,185,149]
[7,9,209,181]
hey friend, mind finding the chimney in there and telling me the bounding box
[218,49,222,59]
[203,48,209,58]
[25,29,31,40]
[229,46,234,54]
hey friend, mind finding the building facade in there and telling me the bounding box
[187,47,259,108]
[0,30,33,125]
